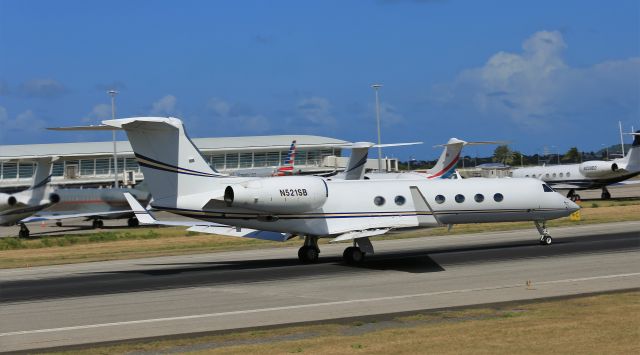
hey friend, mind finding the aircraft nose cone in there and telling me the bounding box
[565,198,580,212]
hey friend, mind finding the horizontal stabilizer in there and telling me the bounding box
[330,228,391,243]
[433,139,508,148]
[48,124,119,131]
[187,225,291,242]
[22,209,133,223]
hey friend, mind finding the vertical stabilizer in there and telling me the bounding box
[344,143,373,180]
[276,140,297,175]
[623,131,640,170]
[427,138,464,179]
[101,117,225,206]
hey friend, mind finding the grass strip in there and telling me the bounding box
[45,291,640,355]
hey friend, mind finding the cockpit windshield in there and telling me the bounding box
[542,184,555,192]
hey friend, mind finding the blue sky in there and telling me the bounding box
[0,0,638,160]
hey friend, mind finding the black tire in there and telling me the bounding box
[18,230,29,238]
[127,217,139,227]
[343,247,355,263]
[55,221,62,227]
[298,246,319,263]
[93,220,104,229]
[541,235,552,245]
[601,192,611,200]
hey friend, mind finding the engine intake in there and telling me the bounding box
[224,176,328,213]
[1,195,17,208]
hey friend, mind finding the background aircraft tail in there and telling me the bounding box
[427,139,505,179]
[622,130,640,170]
[276,140,297,176]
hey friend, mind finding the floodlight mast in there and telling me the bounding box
[372,84,383,171]
[109,90,119,188]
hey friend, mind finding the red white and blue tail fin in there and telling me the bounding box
[276,140,297,176]
[427,139,505,179]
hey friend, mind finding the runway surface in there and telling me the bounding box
[1,221,639,352]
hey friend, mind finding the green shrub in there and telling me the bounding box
[0,237,25,250]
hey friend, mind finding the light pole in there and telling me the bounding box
[371,84,383,171]
[108,90,119,188]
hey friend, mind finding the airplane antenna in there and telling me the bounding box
[619,121,626,156]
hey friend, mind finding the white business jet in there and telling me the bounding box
[512,131,640,200]
[339,138,501,181]
[52,117,578,264]
[0,158,60,237]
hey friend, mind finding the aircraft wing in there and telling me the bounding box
[123,193,291,242]
[608,180,640,187]
[186,225,292,242]
[330,228,391,242]
[547,183,583,189]
[21,210,132,223]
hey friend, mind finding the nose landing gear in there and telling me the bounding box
[534,221,553,245]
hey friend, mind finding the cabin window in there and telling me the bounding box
[394,195,406,206]
[542,184,554,192]
[525,175,529,177]
[545,173,550,178]
[455,194,465,203]
[494,193,504,202]
[552,173,556,178]
[567,172,571,177]
[474,194,484,203]
[374,196,386,206]
[532,174,536,178]
[435,195,445,204]
[559,173,563,177]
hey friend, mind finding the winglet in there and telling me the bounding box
[123,192,157,224]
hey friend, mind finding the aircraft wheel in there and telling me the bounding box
[343,246,365,264]
[92,219,104,229]
[298,246,319,263]
[601,192,611,200]
[18,229,29,238]
[127,217,139,227]
[55,221,62,227]
[539,235,553,245]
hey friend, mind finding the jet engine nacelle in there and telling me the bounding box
[579,161,619,177]
[0,194,17,208]
[224,176,328,213]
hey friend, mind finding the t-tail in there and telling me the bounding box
[427,139,506,179]
[275,140,297,176]
[620,130,640,171]
[52,117,228,208]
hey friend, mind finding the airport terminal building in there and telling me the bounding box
[0,135,399,190]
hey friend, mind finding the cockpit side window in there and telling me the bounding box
[542,184,554,192]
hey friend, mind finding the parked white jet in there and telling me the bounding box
[0,158,60,237]
[340,138,501,181]
[512,131,640,200]
[53,117,578,264]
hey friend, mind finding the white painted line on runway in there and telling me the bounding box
[2,272,639,337]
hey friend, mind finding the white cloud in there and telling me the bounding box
[206,97,270,133]
[296,97,336,126]
[150,95,177,116]
[434,30,640,127]
[20,78,67,98]
[82,103,112,123]
[0,106,46,142]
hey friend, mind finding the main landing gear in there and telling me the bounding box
[18,223,30,238]
[566,189,581,202]
[534,221,553,245]
[343,237,375,265]
[127,217,139,227]
[601,186,611,200]
[92,219,104,229]
[298,236,320,263]
[297,236,376,265]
